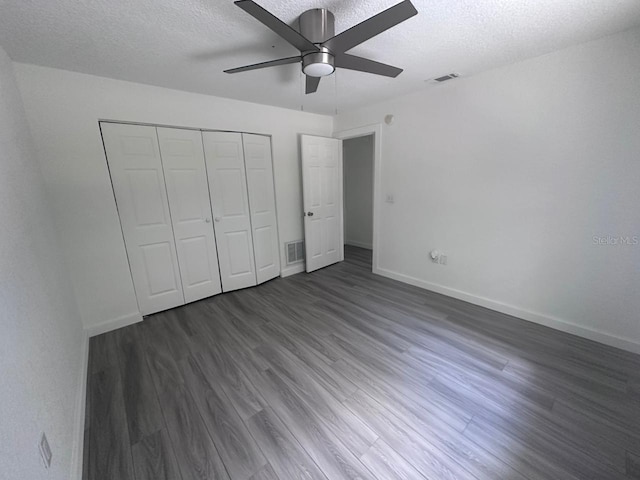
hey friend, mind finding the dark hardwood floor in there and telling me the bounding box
[83,246,640,479]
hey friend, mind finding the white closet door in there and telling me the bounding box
[101,123,184,315]
[301,134,344,272]
[242,133,281,284]
[157,127,222,303]
[202,131,257,291]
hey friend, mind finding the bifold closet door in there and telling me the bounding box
[242,133,280,283]
[202,131,257,291]
[156,127,222,303]
[101,123,184,315]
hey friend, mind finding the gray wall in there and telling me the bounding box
[0,46,84,479]
[335,27,640,352]
[343,135,374,249]
[15,63,333,330]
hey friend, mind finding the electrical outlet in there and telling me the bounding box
[39,432,52,469]
[385,194,395,204]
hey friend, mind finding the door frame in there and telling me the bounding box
[333,124,382,274]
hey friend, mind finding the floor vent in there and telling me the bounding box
[285,240,305,265]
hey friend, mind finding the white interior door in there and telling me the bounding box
[157,127,222,303]
[242,133,281,284]
[202,131,257,291]
[300,135,344,272]
[101,123,184,315]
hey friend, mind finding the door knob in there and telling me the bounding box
[307,212,314,217]
[205,218,211,223]
[214,217,221,222]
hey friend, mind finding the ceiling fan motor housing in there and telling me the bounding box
[299,9,335,76]
[299,9,335,43]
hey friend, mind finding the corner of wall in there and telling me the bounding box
[85,311,143,338]
[281,263,306,278]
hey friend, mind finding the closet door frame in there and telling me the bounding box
[103,121,283,314]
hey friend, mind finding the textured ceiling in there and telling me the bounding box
[1,0,640,114]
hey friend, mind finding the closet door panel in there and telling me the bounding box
[242,134,281,283]
[157,127,222,303]
[226,231,254,275]
[202,131,257,292]
[101,123,184,315]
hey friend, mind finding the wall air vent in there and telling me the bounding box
[285,240,305,265]
[426,73,460,85]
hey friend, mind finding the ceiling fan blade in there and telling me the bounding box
[322,0,417,54]
[335,54,403,77]
[224,56,301,74]
[306,76,321,94]
[234,0,319,53]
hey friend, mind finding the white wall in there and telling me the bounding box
[335,27,640,353]
[14,64,333,332]
[343,135,374,249]
[0,47,85,480]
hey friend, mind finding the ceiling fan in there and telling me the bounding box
[224,0,418,94]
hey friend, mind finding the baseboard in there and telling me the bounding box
[69,330,89,480]
[375,267,640,355]
[345,240,373,250]
[85,311,143,337]
[281,263,305,278]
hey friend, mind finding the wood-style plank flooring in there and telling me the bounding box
[83,246,640,480]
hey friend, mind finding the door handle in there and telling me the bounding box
[306,212,314,217]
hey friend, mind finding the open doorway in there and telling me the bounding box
[343,134,374,269]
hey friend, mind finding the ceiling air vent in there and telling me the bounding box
[426,73,460,85]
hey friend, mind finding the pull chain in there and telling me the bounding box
[300,70,304,112]
[334,70,338,115]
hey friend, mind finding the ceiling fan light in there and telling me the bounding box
[302,48,335,78]
[303,62,335,77]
